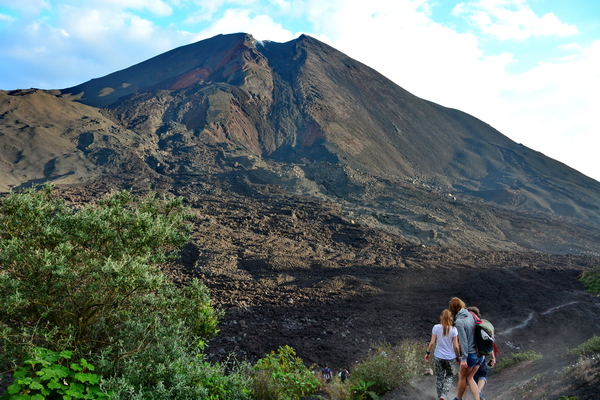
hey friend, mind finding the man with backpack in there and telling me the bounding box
[321,365,332,383]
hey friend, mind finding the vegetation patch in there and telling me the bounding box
[250,345,320,400]
[495,350,543,373]
[349,341,425,397]
[569,335,600,358]
[579,266,600,295]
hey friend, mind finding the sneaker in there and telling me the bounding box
[479,393,485,400]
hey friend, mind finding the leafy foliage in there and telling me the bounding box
[495,350,543,372]
[349,341,424,396]
[2,347,111,399]
[579,267,600,295]
[350,379,380,400]
[569,335,600,358]
[0,184,226,397]
[251,345,320,400]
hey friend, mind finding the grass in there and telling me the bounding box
[569,335,600,358]
[495,350,543,373]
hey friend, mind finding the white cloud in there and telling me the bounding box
[0,0,50,17]
[194,8,295,42]
[179,0,258,24]
[0,3,195,89]
[453,0,578,40]
[0,13,16,22]
[483,39,600,177]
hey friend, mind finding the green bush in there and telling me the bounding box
[495,350,543,372]
[580,267,600,295]
[349,341,425,396]
[350,379,379,400]
[569,335,600,358]
[0,185,227,397]
[2,347,111,399]
[101,350,252,400]
[251,345,321,400]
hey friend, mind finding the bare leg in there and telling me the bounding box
[457,366,468,399]
[466,365,481,400]
[477,378,486,393]
[457,365,480,400]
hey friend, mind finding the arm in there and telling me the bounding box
[452,335,460,361]
[454,320,469,365]
[456,321,469,363]
[424,333,437,362]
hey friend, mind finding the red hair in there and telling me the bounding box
[448,297,466,316]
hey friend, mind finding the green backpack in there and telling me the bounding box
[469,311,497,356]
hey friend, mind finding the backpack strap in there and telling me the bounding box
[468,311,482,324]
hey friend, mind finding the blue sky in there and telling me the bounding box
[1,0,599,182]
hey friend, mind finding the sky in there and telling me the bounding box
[1,0,599,181]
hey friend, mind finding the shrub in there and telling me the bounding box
[495,350,543,372]
[0,185,226,397]
[350,379,379,400]
[579,267,600,295]
[101,351,253,400]
[251,345,321,400]
[2,347,111,399]
[569,335,600,358]
[349,340,425,396]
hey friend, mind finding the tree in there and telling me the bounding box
[0,184,222,391]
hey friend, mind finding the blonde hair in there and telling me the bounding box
[448,297,466,317]
[440,309,453,336]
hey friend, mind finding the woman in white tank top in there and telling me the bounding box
[425,309,460,400]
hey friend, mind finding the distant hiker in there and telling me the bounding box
[338,368,350,382]
[425,309,460,400]
[321,365,332,383]
[449,297,482,400]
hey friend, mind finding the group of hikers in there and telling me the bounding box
[424,297,498,400]
[320,365,349,383]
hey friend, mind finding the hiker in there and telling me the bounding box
[339,367,350,382]
[449,297,483,400]
[467,306,497,367]
[321,365,332,383]
[425,309,460,400]
[473,360,488,400]
[467,306,497,400]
